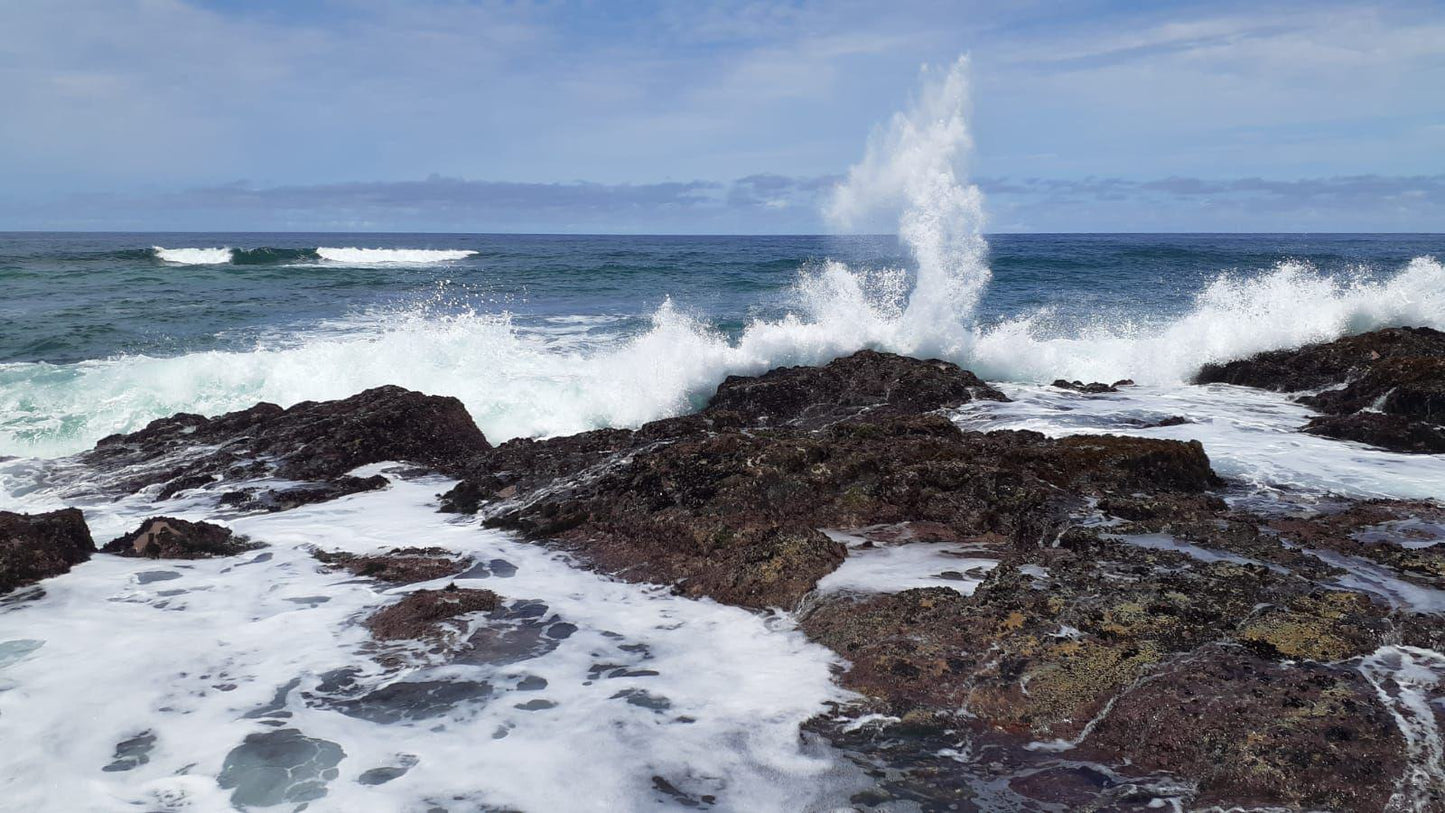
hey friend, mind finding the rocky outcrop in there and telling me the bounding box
[1195,326,1445,391]
[365,585,500,641]
[1195,327,1445,452]
[706,349,1007,427]
[1050,379,1131,394]
[466,415,1215,609]
[313,547,469,584]
[84,386,489,500]
[1085,646,1407,812]
[102,517,260,559]
[220,474,391,512]
[0,509,95,594]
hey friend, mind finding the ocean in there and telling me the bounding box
[4,231,1444,460]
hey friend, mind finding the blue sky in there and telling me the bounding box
[1,0,1442,232]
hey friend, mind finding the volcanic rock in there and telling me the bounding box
[1083,646,1407,812]
[313,547,469,584]
[706,349,1007,428]
[0,508,95,594]
[103,517,259,559]
[85,386,489,498]
[365,584,500,641]
[1195,327,1445,452]
[1194,326,1445,391]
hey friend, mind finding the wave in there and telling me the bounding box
[1,255,1441,459]
[147,246,477,266]
[152,246,234,265]
[314,247,478,265]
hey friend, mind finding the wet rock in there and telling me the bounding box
[101,731,156,772]
[441,351,1006,514]
[1266,500,1445,588]
[1051,379,1118,394]
[706,350,1007,428]
[478,411,1216,608]
[216,728,345,808]
[102,517,260,559]
[314,546,468,584]
[1133,415,1190,428]
[1194,327,1445,452]
[1194,326,1445,391]
[0,508,95,594]
[365,584,500,641]
[1084,646,1407,812]
[357,755,418,786]
[84,385,489,497]
[225,474,391,512]
[1303,410,1445,453]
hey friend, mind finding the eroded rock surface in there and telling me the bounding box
[102,517,259,559]
[84,385,489,500]
[1195,326,1445,452]
[314,546,469,584]
[365,585,500,641]
[0,508,94,594]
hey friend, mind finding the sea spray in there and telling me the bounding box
[827,55,990,359]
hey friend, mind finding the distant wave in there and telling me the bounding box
[152,246,234,265]
[314,247,478,265]
[147,246,477,266]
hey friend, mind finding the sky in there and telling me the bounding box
[1,0,1442,233]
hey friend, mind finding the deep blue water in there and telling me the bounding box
[4,232,1442,365]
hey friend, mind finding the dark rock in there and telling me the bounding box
[1304,411,1445,453]
[1051,379,1118,394]
[482,416,1215,609]
[364,584,500,641]
[102,517,260,559]
[84,385,489,497]
[313,546,468,584]
[1194,326,1445,391]
[706,349,1007,428]
[1135,415,1190,428]
[0,508,95,594]
[1084,646,1407,812]
[1194,327,1445,453]
[226,475,391,512]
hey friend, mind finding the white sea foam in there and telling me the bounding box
[0,472,857,812]
[152,246,235,265]
[315,247,478,265]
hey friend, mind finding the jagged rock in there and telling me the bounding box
[1195,326,1445,391]
[102,517,259,559]
[480,414,1215,609]
[84,386,489,498]
[1051,379,1125,394]
[365,584,500,641]
[0,509,95,594]
[221,474,391,512]
[707,350,1007,427]
[313,547,468,584]
[1195,327,1445,453]
[1084,646,1407,812]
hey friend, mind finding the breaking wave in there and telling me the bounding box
[153,246,234,265]
[149,247,478,266]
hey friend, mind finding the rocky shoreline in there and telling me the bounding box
[3,331,1444,811]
